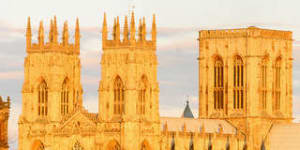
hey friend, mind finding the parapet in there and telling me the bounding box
[26,16,80,55]
[102,12,156,50]
[199,26,292,40]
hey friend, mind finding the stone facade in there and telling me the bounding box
[18,13,296,150]
[0,96,10,150]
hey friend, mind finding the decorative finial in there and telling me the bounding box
[49,19,54,43]
[26,17,32,49]
[152,14,156,43]
[142,17,146,41]
[130,12,135,41]
[138,18,142,40]
[102,12,108,41]
[75,17,80,49]
[38,21,44,46]
[116,16,120,41]
[123,15,129,41]
[53,16,58,44]
[113,18,116,40]
[62,21,69,45]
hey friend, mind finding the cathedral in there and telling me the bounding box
[18,12,300,150]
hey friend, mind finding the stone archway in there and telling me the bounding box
[140,140,151,150]
[31,140,45,150]
[106,140,120,150]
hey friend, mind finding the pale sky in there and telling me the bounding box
[1,0,300,149]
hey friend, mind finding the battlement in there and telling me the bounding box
[102,12,156,50]
[26,16,80,55]
[199,26,292,40]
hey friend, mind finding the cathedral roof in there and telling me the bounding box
[181,101,194,118]
[269,123,300,150]
[160,117,237,134]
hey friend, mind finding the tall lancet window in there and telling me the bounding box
[61,79,69,115]
[137,76,147,115]
[233,56,244,109]
[189,136,194,150]
[38,80,48,117]
[274,57,281,111]
[214,57,224,110]
[171,135,175,150]
[261,57,268,110]
[114,76,125,115]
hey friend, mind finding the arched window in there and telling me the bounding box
[214,57,224,110]
[114,76,125,115]
[61,79,69,115]
[274,57,281,111]
[137,76,147,115]
[233,56,244,109]
[171,136,175,150]
[38,144,45,150]
[38,80,48,117]
[189,136,194,150]
[73,141,84,150]
[261,58,268,110]
[226,137,230,150]
[208,135,212,150]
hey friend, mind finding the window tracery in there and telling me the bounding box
[114,76,125,115]
[274,57,281,111]
[61,79,69,115]
[137,76,147,115]
[233,56,244,109]
[38,80,48,117]
[214,57,224,110]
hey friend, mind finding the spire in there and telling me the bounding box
[116,16,120,41]
[62,21,69,45]
[123,16,129,41]
[102,13,108,41]
[142,17,146,41]
[38,21,44,46]
[49,19,54,43]
[53,16,58,44]
[75,18,80,49]
[26,17,32,49]
[182,101,194,118]
[130,12,135,41]
[152,14,156,42]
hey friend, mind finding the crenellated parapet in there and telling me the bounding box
[199,26,292,40]
[102,12,156,50]
[26,16,80,54]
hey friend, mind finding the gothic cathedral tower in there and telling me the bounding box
[98,12,161,150]
[198,27,293,149]
[19,17,83,149]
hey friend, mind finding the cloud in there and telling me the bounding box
[0,71,23,80]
